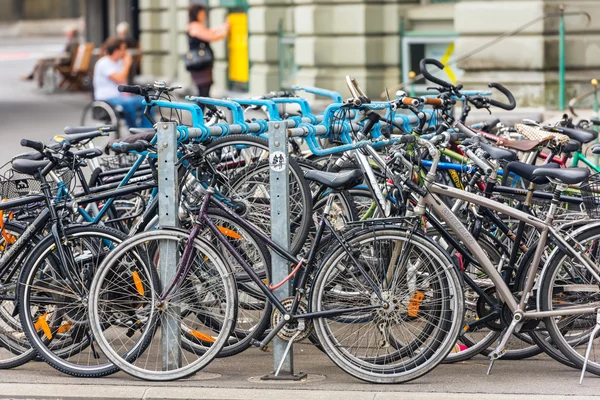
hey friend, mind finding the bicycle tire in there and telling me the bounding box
[18,225,128,377]
[311,226,463,383]
[88,229,237,381]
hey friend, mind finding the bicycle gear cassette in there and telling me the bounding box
[271,297,312,342]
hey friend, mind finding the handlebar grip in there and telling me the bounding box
[422,97,444,107]
[64,125,115,134]
[21,139,45,153]
[118,85,143,95]
[465,148,493,175]
[401,97,420,106]
[487,82,516,110]
[399,135,416,144]
[487,118,501,128]
[361,112,381,137]
[592,120,600,126]
[114,141,149,153]
[419,58,452,88]
[455,121,477,139]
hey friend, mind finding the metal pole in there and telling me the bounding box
[260,121,306,380]
[270,121,292,374]
[593,79,599,167]
[559,5,566,111]
[157,122,181,371]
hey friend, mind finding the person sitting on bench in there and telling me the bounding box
[93,36,151,128]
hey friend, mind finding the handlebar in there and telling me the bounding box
[113,140,151,154]
[118,85,147,96]
[64,125,115,134]
[464,147,493,175]
[21,139,45,153]
[419,58,452,88]
[486,82,516,110]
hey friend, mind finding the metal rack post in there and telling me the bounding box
[261,121,306,380]
[157,121,181,371]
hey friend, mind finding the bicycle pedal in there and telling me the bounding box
[251,338,269,352]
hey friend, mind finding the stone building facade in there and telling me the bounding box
[107,0,600,108]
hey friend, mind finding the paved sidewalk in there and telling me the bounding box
[1,343,600,400]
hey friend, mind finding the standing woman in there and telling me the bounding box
[186,4,229,98]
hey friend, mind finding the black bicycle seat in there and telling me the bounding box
[304,169,363,190]
[532,167,590,185]
[14,152,43,161]
[562,140,581,153]
[11,159,50,176]
[479,142,517,162]
[550,126,597,144]
[506,161,559,185]
[592,143,600,155]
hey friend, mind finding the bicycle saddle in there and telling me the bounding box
[549,126,597,144]
[496,138,553,152]
[479,142,517,162]
[304,169,363,190]
[11,159,50,176]
[592,143,600,154]
[562,140,581,153]
[14,152,43,161]
[505,161,559,185]
[532,167,590,185]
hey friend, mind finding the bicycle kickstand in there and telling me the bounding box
[274,321,305,377]
[487,312,523,375]
[580,308,600,384]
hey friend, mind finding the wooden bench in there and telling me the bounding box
[56,43,94,91]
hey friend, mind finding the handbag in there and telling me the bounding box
[184,42,213,71]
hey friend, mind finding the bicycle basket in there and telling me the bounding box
[99,153,141,170]
[0,162,74,200]
[579,172,600,218]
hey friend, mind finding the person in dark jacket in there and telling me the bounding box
[187,4,229,98]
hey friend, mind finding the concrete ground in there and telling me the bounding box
[1,37,600,400]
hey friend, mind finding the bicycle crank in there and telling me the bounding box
[271,297,312,342]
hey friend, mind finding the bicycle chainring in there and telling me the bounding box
[271,297,312,342]
[475,287,503,331]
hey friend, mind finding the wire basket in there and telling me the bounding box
[0,163,75,200]
[579,172,600,218]
[99,153,141,171]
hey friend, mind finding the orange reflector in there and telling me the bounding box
[132,270,145,296]
[408,290,425,317]
[189,330,216,343]
[34,314,53,340]
[217,226,242,239]
[57,324,72,334]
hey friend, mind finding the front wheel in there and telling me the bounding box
[310,226,464,383]
[88,229,237,381]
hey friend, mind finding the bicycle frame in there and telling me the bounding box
[164,188,383,329]
[422,182,600,318]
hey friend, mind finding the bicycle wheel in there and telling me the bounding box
[88,229,237,381]
[0,221,38,369]
[201,135,313,255]
[18,225,127,377]
[539,225,600,375]
[311,226,463,383]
